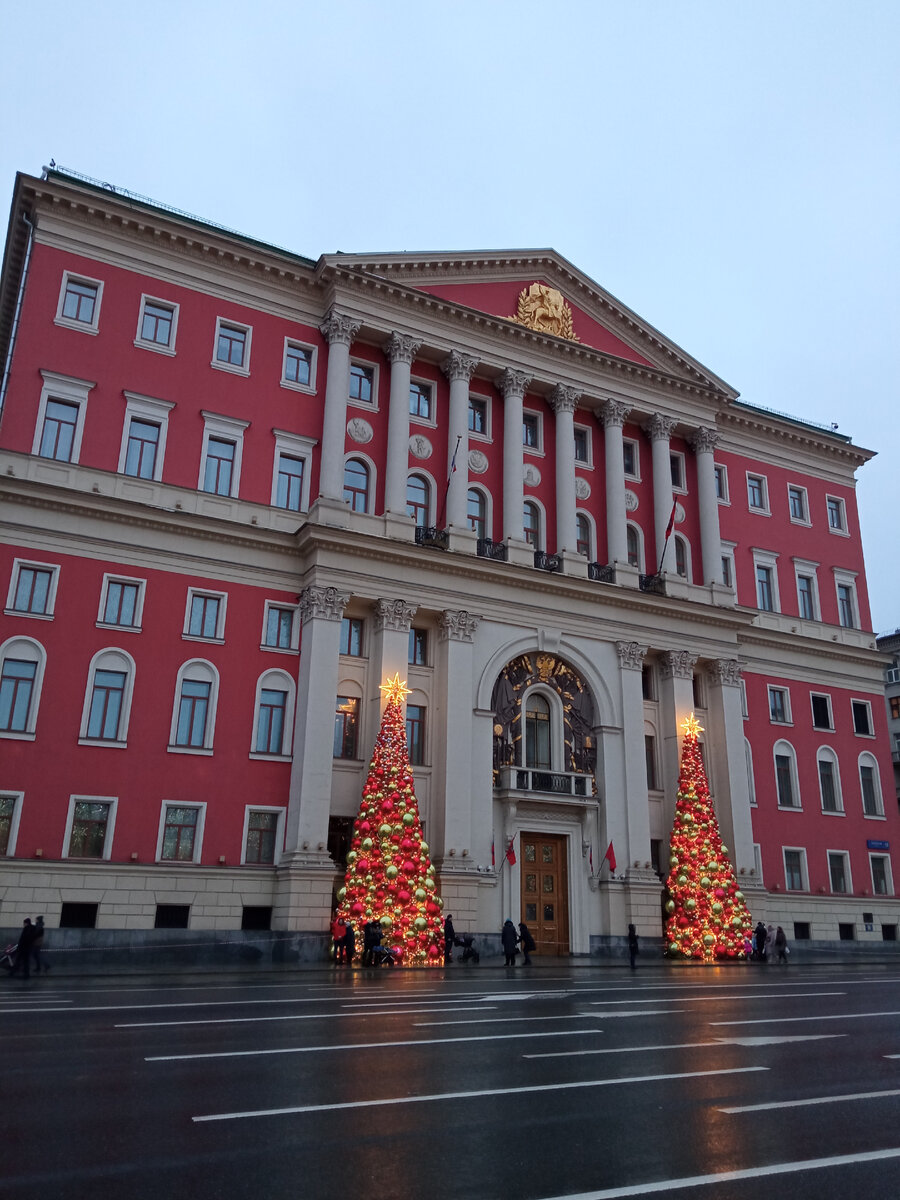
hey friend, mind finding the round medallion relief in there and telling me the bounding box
[675,501,685,523]
[409,434,433,460]
[624,489,639,512]
[523,463,541,487]
[468,449,489,474]
[575,477,591,500]
[347,417,373,444]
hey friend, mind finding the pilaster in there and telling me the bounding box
[497,368,532,544]
[704,658,756,875]
[643,413,677,574]
[691,426,724,585]
[601,399,629,566]
[549,383,580,555]
[318,311,361,501]
[441,350,478,530]
[658,647,698,835]
[383,332,423,516]
[433,610,482,863]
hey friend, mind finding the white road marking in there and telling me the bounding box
[116,1004,493,1029]
[590,992,844,1005]
[711,1009,900,1026]
[720,1088,900,1113]
[535,1146,900,1199]
[525,1034,842,1059]
[192,1065,767,1122]
[414,1011,676,1028]
[146,1027,604,1062]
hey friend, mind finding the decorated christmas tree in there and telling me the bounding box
[664,713,753,962]
[336,674,445,966]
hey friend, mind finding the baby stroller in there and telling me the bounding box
[371,944,400,967]
[454,934,480,964]
[1,943,17,972]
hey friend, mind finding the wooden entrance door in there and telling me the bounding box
[520,833,569,956]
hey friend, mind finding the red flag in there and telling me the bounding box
[603,841,617,873]
[505,836,517,866]
[664,498,678,544]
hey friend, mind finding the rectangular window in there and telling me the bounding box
[828,852,849,893]
[0,795,19,855]
[827,496,846,532]
[574,428,589,463]
[523,413,539,448]
[284,343,313,387]
[102,580,141,628]
[468,397,487,435]
[39,399,79,461]
[11,566,53,615]
[334,697,359,759]
[819,759,838,812]
[860,764,880,815]
[714,464,728,501]
[409,628,428,666]
[788,486,808,523]
[0,659,36,732]
[86,670,126,740]
[241,906,272,930]
[59,902,98,928]
[61,277,99,325]
[68,801,110,858]
[768,687,789,723]
[409,381,432,420]
[215,323,247,368]
[264,606,295,650]
[275,454,305,511]
[623,440,637,478]
[202,437,236,495]
[175,681,211,747]
[670,452,684,490]
[340,617,363,657]
[641,664,655,701]
[245,810,280,865]
[756,564,775,611]
[784,849,804,890]
[161,805,199,861]
[406,704,426,766]
[776,754,796,807]
[747,475,768,511]
[124,418,160,479]
[644,735,658,790]
[797,575,816,620]
[794,922,811,940]
[155,904,190,929]
[852,700,873,736]
[871,856,890,896]
[255,689,287,754]
[890,696,900,721]
[721,555,733,589]
[188,594,222,639]
[837,583,856,629]
[349,363,374,403]
[140,301,175,347]
[811,694,832,730]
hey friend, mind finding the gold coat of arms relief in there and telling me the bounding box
[507,282,580,342]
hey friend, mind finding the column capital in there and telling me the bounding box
[441,349,479,384]
[690,426,720,455]
[642,413,677,443]
[548,383,580,415]
[616,640,648,671]
[439,609,481,643]
[382,331,422,365]
[300,585,350,623]
[600,398,630,428]
[375,597,417,633]
[706,658,743,688]
[660,649,697,680]
[319,309,361,347]
[495,368,532,399]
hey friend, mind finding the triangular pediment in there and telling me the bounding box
[323,249,736,396]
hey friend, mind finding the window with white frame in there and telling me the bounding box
[0,791,23,855]
[118,392,175,481]
[32,371,94,463]
[774,740,800,808]
[524,688,561,771]
[262,601,299,652]
[64,796,117,859]
[720,541,736,592]
[199,412,249,497]
[870,854,892,896]
[828,850,851,894]
[626,522,644,570]
[787,484,810,524]
[673,533,691,580]
[170,660,218,752]
[523,501,542,549]
[859,753,883,816]
[744,738,756,804]
[623,439,639,479]
[340,617,364,657]
[747,473,769,514]
[467,487,488,539]
[670,451,686,492]
[271,431,316,512]
[816,746,842,813]
[251,669,295,758]
[575,513,593,558]
[793,559,820,621]
[522,411,542,451]
[7,559,60,619]
[834,569,858,629]
[468,395,489,438]
[783,847,807,891]
[406,702,426,766]
[407,473,431,525]
[645,727,660,791]
[79,648,135,745]
[212,318,252,374]
[349,361,377,407]
[334,695,360,759]
[281,340,317,392]
[98,575,144,630]
[768,686,791,724]
[409,379,434,423]
[0,637,45,738]
[343,457,372,513]
[753,550,780,612]
[242,806,285,865]
[740,678,748,718]
[135,296,178,354]
[184,590,226,642]
[55,271,103,334]
[158,802,206,862]
[714,464,729,502]
[574,426,591,466]
[810,693,833,731]
[851,699,873,737]
[826,494,847,534]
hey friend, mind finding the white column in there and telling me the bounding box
[440,350,478,530]
[367,598,418,745]
[497,368,531,544]
[615,640,653,869]
[601,399,630,565]
[434,610,482,858]
[549,384,580,554]
[643,413,677,575]
[318,311,361,501]
[285,584,350,858]
[658,649,698,838]
[382,332,422,516]
[704,659,756,876]
[691,427,724,585]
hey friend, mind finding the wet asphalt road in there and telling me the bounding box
[3,962,900,1199]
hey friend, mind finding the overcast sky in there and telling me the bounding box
[2,1,897,632]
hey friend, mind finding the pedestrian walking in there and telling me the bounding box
[627,923,639,969]
[444,913,456,964]
[343,920,356,966]
[764,923,776,963]
[362,919,381,966]
[518,922,535,965]
[31,915,49,974]
[501,919,519,966]
[11,918,38,980]
[753,922,767,962]
[331,914,346,963]
[774,925,789,964]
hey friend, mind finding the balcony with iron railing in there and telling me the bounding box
[415,526,449,551]
[494,765,595,803]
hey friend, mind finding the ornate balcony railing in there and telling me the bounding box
[415,526,449,551]
[533,550,562,573]
[639,572,665,595]
[514,768,589,797]
[477,537,508,561]
[588,562,615,583]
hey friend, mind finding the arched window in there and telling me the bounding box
[576,513,592,558]
[252,668,296,757]
[407,474,430,525]
[343,458,370,513]
[674,534,690,579]
[525,693,552,769]
[467,488,487,539]
[0,636,46,737]
[816,746,843,813]
[170,660,219,752]
[626,523,643,570]
[523,501,541,549]
[859,752,884,816]
[80,648,135,744]
[773,740,800,809]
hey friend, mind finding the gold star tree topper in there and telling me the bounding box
[680,712,704,738]
[380,673,411,705]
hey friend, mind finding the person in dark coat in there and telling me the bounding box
[774,925,788,964]
[444,914,456,964]
[518,922,535,966]
[343,921,356,966]
[754,921,767,962]
[31,915,49,973]
[12,918,38,980]
[501,919,518,966]
[627,924,639,969]
[362,919,381,966]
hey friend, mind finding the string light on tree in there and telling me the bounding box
[663,712,753,963]
[336,674,444,966]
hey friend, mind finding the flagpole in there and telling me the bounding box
[656,498,678,575]
[436,434,461,529]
